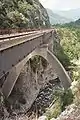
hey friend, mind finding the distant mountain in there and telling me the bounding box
[54,8,80,20]
[46,8,73,25]
[63,18,80,28]
[75,19,80,25]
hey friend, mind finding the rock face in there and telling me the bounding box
[27,75,61,119]
[55,104,80,120]
[0,0,50,28]
[38,116,48,120]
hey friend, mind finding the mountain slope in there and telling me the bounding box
[46,8,72,25]
[0,0,50,28]
[62,18,80,28]
[75,18,80,25]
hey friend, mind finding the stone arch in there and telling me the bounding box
[2,45,71,98]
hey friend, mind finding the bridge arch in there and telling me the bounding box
[2,45,71,98]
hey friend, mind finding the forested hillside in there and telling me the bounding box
[57,27,80,61]
[53,22,80,82]
[61,18,80,28]
[0,0,50,28]
[48,22,80,120]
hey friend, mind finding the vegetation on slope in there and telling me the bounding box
[57,27,80,61]
[46,21,80,119]
[56,25,80,81]
[0,0,50,28]
[45,88,73,119]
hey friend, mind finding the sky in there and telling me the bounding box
[39,0,80,11]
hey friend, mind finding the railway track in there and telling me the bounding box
[0,29,52,51]
[0,28,41,35]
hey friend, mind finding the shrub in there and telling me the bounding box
[71,79,80,104]
[45,88,74,119]
[46,98,62,120]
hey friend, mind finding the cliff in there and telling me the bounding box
[0,0,50,28]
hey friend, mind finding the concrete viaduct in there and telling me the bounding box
[0,29,71,98]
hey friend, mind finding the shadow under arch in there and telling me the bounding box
[2,45,72,98]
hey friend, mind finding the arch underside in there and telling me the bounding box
[2,45,72,97]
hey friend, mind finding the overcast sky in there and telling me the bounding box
[39,0,80,11]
